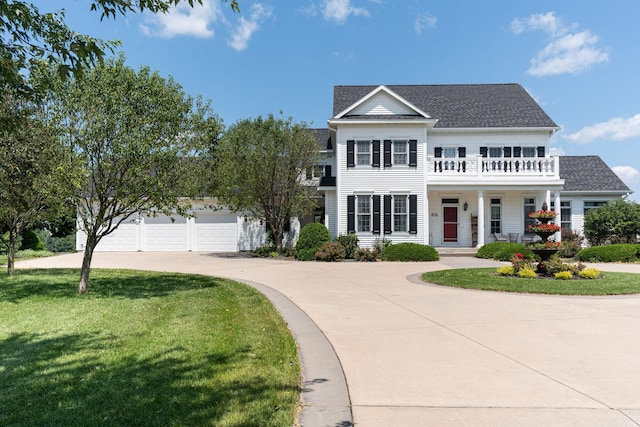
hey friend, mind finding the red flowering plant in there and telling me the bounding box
[527,223,561,234]
[528,210,558,219]
[510,252,534,274]
[527,241,562,250]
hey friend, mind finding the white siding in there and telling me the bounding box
[351,92,416,116]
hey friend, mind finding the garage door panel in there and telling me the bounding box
[143,215,188,251]
[195,213,237,252]
[95,224,138,251]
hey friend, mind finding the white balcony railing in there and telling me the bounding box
[426,155,559,179]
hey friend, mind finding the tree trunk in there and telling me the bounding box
[271,224,284,254]
[78,233,97,294]
[6,230,16,277]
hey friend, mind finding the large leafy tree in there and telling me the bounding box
[584,198,640,245]
[213,114,320,254]
[0,0,239,94]
[0,92,78,276]
[46,56,222,294]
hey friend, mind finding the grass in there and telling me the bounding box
[0,269,300,426]
[0,249,56,266]
[422,268,640,295]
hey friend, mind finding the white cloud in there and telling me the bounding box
[299,2,318,16]
[612,166,640,184]
[322,0,370,24]
[140,0,219,38]
[510,11,608,76]
[549,146,565,156]
[227,3,273,51]
[415,12,436,34]
[564,114,640,143]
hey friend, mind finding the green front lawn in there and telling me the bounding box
[0,249,56,266]
[0,269,300,426]
[422,268,640,295]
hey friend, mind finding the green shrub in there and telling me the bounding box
[315,242,346,262]
[576,244,640,262]
[555,271,573,280]
[295,223,331,260]
[381,243,439,262]
[496,265,515,276]
[477,242,534,261]
[557,230,584,258]
[355,247,379,262]
[254,245,276,257]
[372,237,392,255]
[19,229,44,251]
[336,233,359,259]
[518,267,537,278]
[579,268,601,279]
[537,255,573,277]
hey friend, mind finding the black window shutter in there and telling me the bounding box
[434,147,442,158]
[347,196,355,233]
[383,195,392,234]
[409,140,417,166]
[458,147,466,158]
[324,165,332,177]
[480,147,488,158]
[347,140,355,167]
[372,195,381,234]
[409,195,418,234]
[384,140,392,167]
[372,140,380,167]
[503,147,512,158]
[513,147,522,157]
[537,146,545,157]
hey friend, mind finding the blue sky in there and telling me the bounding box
[35,0,640,199]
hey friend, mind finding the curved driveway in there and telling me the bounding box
[17,253,640,427]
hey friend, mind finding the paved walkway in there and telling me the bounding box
[17,253,640,426]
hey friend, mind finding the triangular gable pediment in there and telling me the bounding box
[334,85,431,119]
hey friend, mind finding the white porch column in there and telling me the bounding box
[424,193,430,246]
[554,191,562,242]
[477,190,485,247]
[545,190,551,210]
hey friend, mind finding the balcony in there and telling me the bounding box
[426,155,560,181]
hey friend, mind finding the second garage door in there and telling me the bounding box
[194,212,238,252]
[144,215,188,251]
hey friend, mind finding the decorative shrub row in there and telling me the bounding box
[576,244,640,263]
[476,242,535,261]
[497,253,600,280]
[381,243,439,262]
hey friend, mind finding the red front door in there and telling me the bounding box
[443,206,458,243]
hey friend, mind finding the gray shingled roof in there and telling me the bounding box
[560,156,631,193]
[313,128,332,150]
[333,84,558,128]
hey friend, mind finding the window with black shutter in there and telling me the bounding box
[434,147,442,158]
[480,147,488,157]
[372,140,380,167]
[347,195,355,233]
[409,195,418,234]
[372,195,381,234]
[457,147,466,158]
[383,140,392,167]
[347,140,355,167]
[409,140,417,167]
[537,146,545,157]
[513,147,522,157]
[384,195,392,234]
[503,147,512,157]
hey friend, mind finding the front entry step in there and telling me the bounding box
[435,247,478,257]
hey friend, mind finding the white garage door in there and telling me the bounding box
[144,215,188,251]
[194,212,238,252]
[94,220,138,252]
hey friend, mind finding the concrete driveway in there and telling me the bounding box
[17,253,640,426]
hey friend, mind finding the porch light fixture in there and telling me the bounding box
[463,201,468,211]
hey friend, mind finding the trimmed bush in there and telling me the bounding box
[476,242,534,261]
[496,265,515,276]
[355,247,379,262]
[555,271,573,280]
[315,242,346,262]
[579,268,601,279]
[19,229,44,251]
[517,267,537,278]
[381,243,439,262]
[576,244,640,263]
[295,223,331,261]
[336,233,359,259]
[557,230,583,258]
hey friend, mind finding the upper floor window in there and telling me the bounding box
[305,165,324,180]
[522,147,536,157]
[489,147,502,158]
[393,141,408,165]
[356,141,371,166]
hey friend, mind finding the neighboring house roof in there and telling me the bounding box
[313,128,332,150]
[560,156,631,193]
[333,84,559,128]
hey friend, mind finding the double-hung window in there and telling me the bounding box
[584,201,607,215]
[393,141,408,165]
[356,141,371,166]
[524,197,536,233]
[551,200,572,230]
[393,196,408,232]
[522,147,536,157]
[357,196,371,232]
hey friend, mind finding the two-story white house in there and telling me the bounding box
[78,83,631,252]
[315,83,631,248]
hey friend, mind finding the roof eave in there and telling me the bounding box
[431,126,561,133]
[328,118,438,127]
